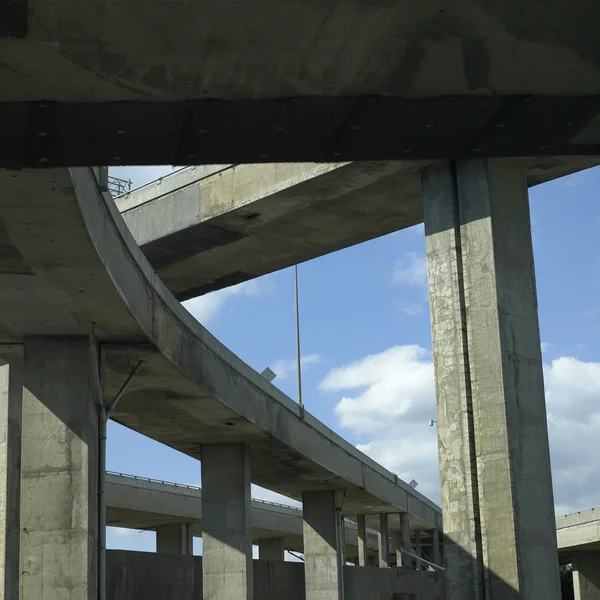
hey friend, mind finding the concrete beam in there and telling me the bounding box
[258,538,284,562]
[423,158,561,600]
[201,444,253,600]
[573,552,600,600]
[302,490,342,600]
[0,363,22,600]
[156,523,193,555]
[20,338,98,600]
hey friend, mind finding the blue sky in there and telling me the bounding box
[107,163,600,553]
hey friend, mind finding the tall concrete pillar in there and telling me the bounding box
[156,523,193,555]
[378,513,390,568]
[396,512,410,568]
[0,363,22,600]
[258,537,285,561]
[302,490,342,600]
[572,553,600,600]
[357,514,368,567]
[201,444,253,600]
[422,158,561,600]
[414,529,422,571]
[20,338,98,600]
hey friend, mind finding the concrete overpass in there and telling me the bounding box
[105,471,441,565]
[557,508,600,600]
[1,1,600,167]
[0,167,442,600]
[116,159,600,300]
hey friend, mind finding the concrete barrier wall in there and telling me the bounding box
[107,550,445,600]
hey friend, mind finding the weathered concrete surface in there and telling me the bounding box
[303,490,342,600]
[423,159,560,600]
[20,338,98,600]
[118,159,600,301]
[0,167,443,527]
[396,512,411,569]
[0,362,22,600]
[201,444,253,600]
[344,567,445,600]
[106,550,445,600]
[156,523,193,555]
[572,553,600,600]
[257,538,284,562]
[2,2,600,166]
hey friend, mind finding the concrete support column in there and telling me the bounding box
[573,553,600,600]
[258,537,285,562]
[422,159,561,600]
[414,529,422,571]
[395,512,410,568]
[302,490,342,600]
[432,528,442,566]
[357,514,367,567]
[0,362,22,600]
[156,523,193,555]
[202,444,253,600]
[20,338,98,600]
[378,513,390,568]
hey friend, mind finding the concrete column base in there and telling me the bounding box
[156,523,193,555]
[0,362,22,600]
[302,490,342,600]
[573,552,600,600]
[201,443,253,600]
[20,338,98,600]
[258,537,285,561]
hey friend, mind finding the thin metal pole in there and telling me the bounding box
[294,264,303,409]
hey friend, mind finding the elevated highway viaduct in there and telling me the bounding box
[3,3,600,597]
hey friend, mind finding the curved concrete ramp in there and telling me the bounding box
[0,168,440,527]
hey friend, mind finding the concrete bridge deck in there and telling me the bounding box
[1,1,600,166]
[0,167,441,527]
[117,159,600,300]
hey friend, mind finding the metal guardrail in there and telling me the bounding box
[106,471,302,512]
[108,175,132,197]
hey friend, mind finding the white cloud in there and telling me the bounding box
[398,299,425,317]
[111,527,135,538]
[270,353,322,380]
[183,278,268,324]
[392,252,428,287]
[321,346,600,513]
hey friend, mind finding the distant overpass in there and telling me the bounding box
[556,507,600,600]
[106,471,440,564]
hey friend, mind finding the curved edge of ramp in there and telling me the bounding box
[70,167,441,527]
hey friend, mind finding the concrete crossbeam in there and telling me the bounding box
[423,158,561,599]
[20,338,98,600]
[0,363,22,600]
[302,490,342,600]
[156,523,193,555]
[201,444,253,600]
